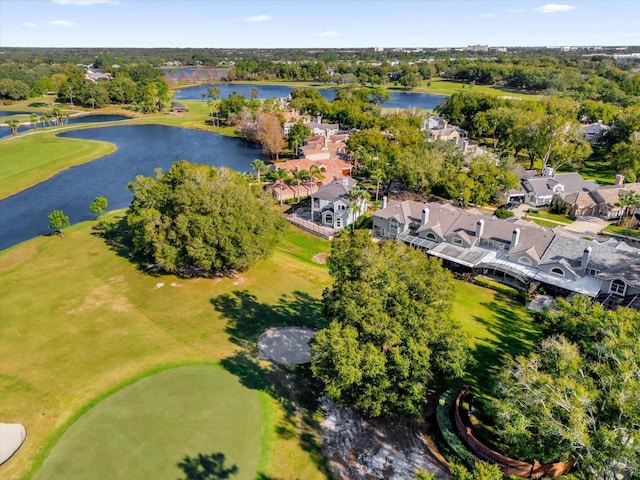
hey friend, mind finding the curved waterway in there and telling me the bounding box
[0,114,131,139]
[0,124,261,250]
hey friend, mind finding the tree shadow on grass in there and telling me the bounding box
[90,215,164,276]
[214,290,330,476]
[211,289,326,349]
[176,451,238,479]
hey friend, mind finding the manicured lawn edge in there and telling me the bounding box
[24,360,225,480]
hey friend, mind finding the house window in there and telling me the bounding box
[313,198,319,208]
[587,268,599,276]
[610,279,626,296]
[338,204,346,211]
[550,267,564,277]
[425,232,436,241]
[452,237,463,246]
[518,257,532,266]
[325,213,333,226]
[336,218,342,228]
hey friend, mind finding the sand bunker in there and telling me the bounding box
[258,327,315,365]
[0,423,26,465]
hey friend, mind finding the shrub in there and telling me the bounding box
[493,207,514,219]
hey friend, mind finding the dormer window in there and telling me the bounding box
[550,267,564,277]
[518,257,532,266]
[452,237,463,246]
[425,232,436,241]
[610,279,626,296]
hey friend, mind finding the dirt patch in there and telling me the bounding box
[320,397,450,480]
[312,252,330,264]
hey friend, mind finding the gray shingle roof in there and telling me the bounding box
[312,177,357,201]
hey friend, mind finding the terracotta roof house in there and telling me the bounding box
[372,199,640,309]
[311,177,366,230]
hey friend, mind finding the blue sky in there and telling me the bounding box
[1,0,639,48]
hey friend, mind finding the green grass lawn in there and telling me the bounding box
[604,223,640,237]
[451,280,542,397]
[525,209,572,224]
[0,132,116,199]
[34,365,264,480]
[0,218,330,480]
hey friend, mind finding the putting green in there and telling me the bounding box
[34,365,264,479]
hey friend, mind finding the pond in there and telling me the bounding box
[173,83,446,111]
[0,125,262,250]
[0,111,34,117]
[0,114,132,139]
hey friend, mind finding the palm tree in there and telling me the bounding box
[292,169,310,202]
[207,86,221,126]
[347,185,370,231]
[251,159,267,183]
[250,87,259,100]
[30,113,39,129]
[271,168,290,205]
[308,165,324,196]
[615,191,640,228]
[6,119,19,136]
[370,168,385,202]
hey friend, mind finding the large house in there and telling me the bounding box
[311,177,366,230]
[522,170,599,207]
[372,199,640,309]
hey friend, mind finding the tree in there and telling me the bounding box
[449,462,503,480]
[270,167,290,205]
[291,168,309,202]
[89,196,108,218]
[207,86,221,126]
[347,185,369,230]
[311,232,471,418]
[287,121,312,153]
[491,296,640,479]
[250,86,259,100]
[48,210,70,237]
[615,190,640,227]
[30,113,39,129]
[256,112,285,160]
[6,119,19,136]
[126,161,284,275]
[251,159,267,184]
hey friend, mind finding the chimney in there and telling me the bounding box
[422,207,429,225]
[511,228,520,249]
[581,246,592,269]
[545,167,554,177]
[443,120,448,129]
[615,174,625,186]
[475,219,484,239]
[323,134,328,149]
[317,114,322,124]
[382,196,388,209]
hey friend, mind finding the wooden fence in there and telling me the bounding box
[453,389,573,478]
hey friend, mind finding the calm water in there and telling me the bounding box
[0,114,131,139]
[0,125,261,250]
[174,83,446,110]
[0,111,34,117]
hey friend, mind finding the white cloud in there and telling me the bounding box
[53,0,118,5]
[533,4,575,13]
[317,30,339,37]
[481,13,495,18]
[21,22,37,28]
[48,20,77,27]
[243,14,271,23]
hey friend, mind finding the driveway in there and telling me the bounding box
[563,216,610,235]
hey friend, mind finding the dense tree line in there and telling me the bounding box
[311,231,470,418]
[126,161,284,276]
[490,296,639,479]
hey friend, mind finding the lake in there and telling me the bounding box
[173,83,446,110]
[0,125,261,250]
[0,114,132,139]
